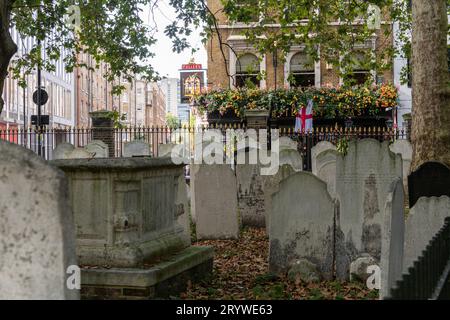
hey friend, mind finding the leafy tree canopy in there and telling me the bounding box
[1,0,449,113]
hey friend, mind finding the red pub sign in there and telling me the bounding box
[182,63,203,70]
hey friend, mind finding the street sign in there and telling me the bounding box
[31,115,50,126]
[33,89,49,106]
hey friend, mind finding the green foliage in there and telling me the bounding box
[336,137,349,155]
[3,0,424,96]
[218,0,398,84]
[104,110,127,129]
[8,0,163,91]
[166,113,180,129]
[193,83,398,119]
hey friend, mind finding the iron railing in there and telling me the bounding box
[388,217,450,300]
[0,126,408,170]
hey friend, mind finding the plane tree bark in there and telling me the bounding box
[0,0,18,113]
[411,0,450,170]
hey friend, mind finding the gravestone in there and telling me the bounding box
[263,148,303,231]
[263,164,296,232]
[313,149,338,198]
[278,149,303,172]
[158,143,177,157]
[123,140,151,157]
[67,148,94,159]
[311,141,336,174]
[236,146,267,227]
[51,157,213,299]
[269,172,335,279]
[0,142,78,300]
[175,174,191,245]
[279,136,298,152]
[158,143,189,164]
[334,139,402,280]
[189,163,200,224]
[85,140,109,158]
[403,196,450,274]
[193,164,239,239]
[53,142,75,160]
[380,178,405,299]
[389,140,412,196]
[236,163,266,227]
[408,161,450,208]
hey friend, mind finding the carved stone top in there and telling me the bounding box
[50,157,184,172]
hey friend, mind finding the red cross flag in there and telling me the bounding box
[295,99,314,133]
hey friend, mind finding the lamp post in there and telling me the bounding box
[36,3,43,156]
[267,43,278,149]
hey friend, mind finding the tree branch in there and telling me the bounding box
[0,0,18,113]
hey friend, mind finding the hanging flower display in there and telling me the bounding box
[192,83,398,120]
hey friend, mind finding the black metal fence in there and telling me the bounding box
[388,217,450,300]
[0,126,408,170]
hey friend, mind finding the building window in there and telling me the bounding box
[235,53,260,88]
[348,51,371,85]
[289,52,315,87]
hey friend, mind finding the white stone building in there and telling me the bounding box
[159,77,179,116]
[0,27,76,131]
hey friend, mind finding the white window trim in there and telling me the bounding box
[228,40,266,89]
[284,46,321,88]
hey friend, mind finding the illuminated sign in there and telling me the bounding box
[182,63,203,70]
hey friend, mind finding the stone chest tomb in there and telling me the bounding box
[50,157,212,299]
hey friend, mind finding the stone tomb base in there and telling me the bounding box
[81,246,213,300]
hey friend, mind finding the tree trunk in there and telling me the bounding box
[0,0,18,114]
[411,0,450,170]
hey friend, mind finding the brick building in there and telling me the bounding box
[76,54,165,127]
[146,82,167,127]
[75,54,114,127]
[206,0,393,90]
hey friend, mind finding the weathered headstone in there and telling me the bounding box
[263,148,303,231]
[408,161,450,208]
[269,172,335,279]
[189,163,200,224]
[0,142,78,300]
[235,144,267,227]
[123,140,151,157]
[389,140,412,196]
[278,149,303,172]
[313,149,338,198]
[236,162,266,227]
[380,178,405,299]
[311,141,336,174]
[175,174,191,245]
[158,143,189,164]
[193,164,239,239]
[334,139,402,280]
[85,140,109,158]
[53,142,75,160]
[67,148,94,159]
[51,157,213,299]
[158,143,177,157]
[403,196,450,274]
[279,136,298,152]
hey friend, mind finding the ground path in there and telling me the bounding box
[181,228,378,300]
